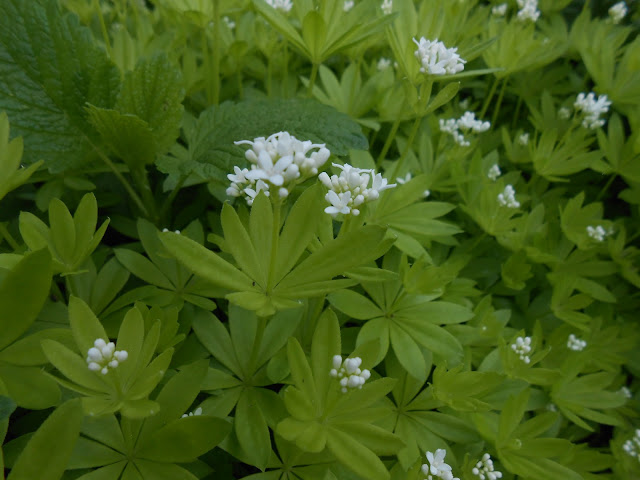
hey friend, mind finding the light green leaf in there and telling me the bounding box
[114,248,174,290]
[221,202,264,286]
[328,290,382,320]
[41,340,107,393]
[236,389,271,469]
[302,12,327,63]
[326,427,390,480]
[68,296,109,356]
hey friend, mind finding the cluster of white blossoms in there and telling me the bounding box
[623,429,640,460]
[381,0,393,14]
[266,0,293,12]
[377,57,392,71]
[422,450,459,480]
[318,163,396,217]
[609,1,628,24]
[162,228,180,234]
[587,224,612,242]
[439,112,490,146]
[516,0,540,22]
[492,3,507,16]
[558,106,572,120]
[511,336,532,364]
[497,185,520,208]
[620,386,633,399]
[487,164,501,181]
[229,132,330,205]
[413,37,466,76]
[330,355,371,393]
[472,453,503,480]
[517,132,530,146]
[343,0,354,12]
[223,16,235,30]
[182,407,203,418]
[567,334,587,351]
[86,339,128,375]
[573,92,611,129]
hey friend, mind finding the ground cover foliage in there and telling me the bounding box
[0,0,639,479]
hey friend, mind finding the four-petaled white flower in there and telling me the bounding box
[318,163,396,217]
[472,453,503,480]
[510,336,532,364]
[492,3,507,16]
[381,0,393,14]
[516,0,540,22]
[517,132,529,146]
[87,338,128,375]
[609,2,628,24]
[396,172,412,184]
[230,132,330,205]
[413,37,466,76]
[623,429,640,460]
[487,164,501,181]
[266,0,293,12]
[573,92,611,129]
[421,449,459,480]
[567,333,587,351]
[182,407,203,418]
[440,111,490,146]
[330,355,371,393]
[497,185,520,208]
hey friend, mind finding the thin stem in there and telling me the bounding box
[93,0,114,60]
[159,175,187,223]
[491,77,508,128]
[307,63,319,97]
[376,118,401,168]
[247,316,268,377]
[282,41,289,98]
[92,146,149,218]
[511,96,523,130]
[131,167,158,223]
[212,0,221,105]
[480,77,500,119]
[393,116,422,179]
[0,223,20,251]
[596,174,616,201]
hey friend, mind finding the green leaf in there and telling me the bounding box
[326,427,390,480]
[48,198,76,262]
[8,399,83,480]
[115,307,145,387]
[157,99,367,189]
[67,437,124,469]
[311,309,341,406]
[0,249,51,350]
[235,389,271,469]
[389,325,427,381]
[249,192,273,289]
[0,395,16,422]
[328,290,382,320]
[222,203,264,286]
[41,340,107,393]
[134,460,198,480]
[114,248,174,290]
[192,310,242,376]
[68,296,109,356]
[302,12,327,63]
[73,461,127,480]
[0,365,60,409]
[287,338,317,403]
[0,0,120,172]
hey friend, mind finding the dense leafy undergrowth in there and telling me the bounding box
[0,0,640,479]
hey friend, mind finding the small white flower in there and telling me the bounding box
[623,429,640,459]
[343,0,355,11]
[330,355,371,393]
[439,111,489,146]
[574,92,611,129]
[377,57,392,71]
[619,386,632,399]
[492,3,508,16]
[516,0,540,22]
[567,334,587,351]
[558,106,572,120]
[182,407,203,418]
[423,189,431,198]
[413,37,466,76]
[587,225,609,242]
[422,449,459,480]
[517,132,529,146]
[86,338,127,375]
[266,0,293,12]
[381,0,393,14]
[223,16,235,29]
[472,453,503,480]
[546,403,558,412]
[609,2,628,24]
[497,185,520,208]
[396,172,412,184]
[318,163,395,217]
[510,336,532,364]
[487,164,501,181]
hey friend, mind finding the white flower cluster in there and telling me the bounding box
[492,3,507,16]
[318,163,396,217]
[518,132,530,146]
[381,0,393,14]
[558,106,572,120]
[472,453,503,480]
[573,92,611,129]
[609,2,628,24]
[413,37,466,76]
[422,449,459,480]
[439,112,490,146]
[497,185,520,208]
[162,228,180,234]
[182,407,203,418]
[623,429,640,460]
[343,0,354,11]
[266,0,293,12]
[620,386,632,399]
[516,0,540,22]
[377,57,392,71]
[223,16,235,29]
[86,339,128,375]
[587,224,612,242]
[330,355,371,393]
[487,164,501,181]
[567,334,587,351]
[229,132,330,206]
[511,336,532,364]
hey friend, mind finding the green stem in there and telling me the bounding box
[212,0,221,105]
[92,146,149,218]
[93,0,114,60]
[480,77,500,119]
[511,96,523,130]
[247,316,268,377]
[131,167,158,223]
[159,175,187,223]
[393,116,422,179]
[0,223,20,251]
[282,41,289,98]
[491,77,508,128]
[307,63,319,97]
[596,174,616,201]
[337,214,356,239]
[376,118,401,168]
